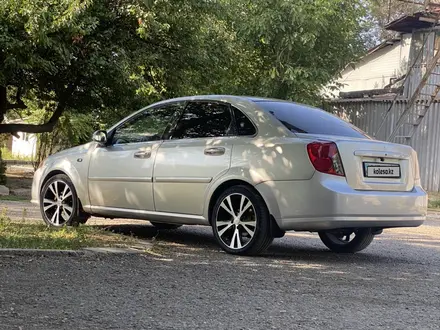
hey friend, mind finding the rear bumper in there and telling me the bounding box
[278,216,424,231]
[255,173,427,232]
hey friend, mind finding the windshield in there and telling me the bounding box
[255,101,370,139]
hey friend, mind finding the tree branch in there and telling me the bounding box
[0,82,78,134]
[0,102,66,134]
[6,101,27,110]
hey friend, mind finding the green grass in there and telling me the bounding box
[0,214,137,250]
[0,195,29,201]
[0,147,34,161]
[428,199,440,209]
[428,192,440,209]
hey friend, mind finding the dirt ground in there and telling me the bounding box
[4,165,34,199]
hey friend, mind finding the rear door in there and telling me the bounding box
[153,101,234,215]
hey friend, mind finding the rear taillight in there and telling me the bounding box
[307,141,345,177]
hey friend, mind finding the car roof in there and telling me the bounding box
[161,95,288,102]
[151,95,250,105]
[242,96,287,103]
[153,95,311,108]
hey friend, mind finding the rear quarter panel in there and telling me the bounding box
[230,137,315,182]
[203,137,315,220]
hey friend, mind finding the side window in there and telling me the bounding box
[171,102,233,139]
[112,103,183,145]
[233,107,256,136]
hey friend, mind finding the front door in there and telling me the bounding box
[88,102,184,211]
[153,101,234,215]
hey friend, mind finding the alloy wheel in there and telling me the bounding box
[215,193,257,250]
[42,180,74,226]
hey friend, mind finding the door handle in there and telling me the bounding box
[204,147,225,156]
[134,150,151,159]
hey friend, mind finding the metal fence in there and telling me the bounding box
[325,98,440,191]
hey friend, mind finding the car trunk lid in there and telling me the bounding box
[298,134,418,192]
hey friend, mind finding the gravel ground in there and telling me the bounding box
[0,201,440,329]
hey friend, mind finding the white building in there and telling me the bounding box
[11,132,37,158]
[325,35,411,97]
[3,118,37,159]
[325,11,440,100]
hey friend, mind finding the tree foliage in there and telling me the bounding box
[1,0,168,133]
[230,0,368,103]
[0,0,368,136]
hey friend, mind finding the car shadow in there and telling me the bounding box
[97,223,213,245]
[91,223,418,265]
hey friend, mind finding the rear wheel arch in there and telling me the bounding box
[207,179,285,238]
[208,179,256,224]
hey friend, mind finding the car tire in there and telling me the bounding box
[318,228,374,253]
[40,174,88,227]
[150,222,182,230]
[211,185,273,255]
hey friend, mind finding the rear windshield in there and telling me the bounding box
[256,101,370,139]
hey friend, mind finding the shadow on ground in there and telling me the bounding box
[92,223,424,266]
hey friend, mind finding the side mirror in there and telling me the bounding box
[92,130,108,145]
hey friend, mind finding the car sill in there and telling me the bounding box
[87,206,208,225]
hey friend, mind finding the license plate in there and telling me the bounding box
[363,162,401,178]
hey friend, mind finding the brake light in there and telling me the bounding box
[307,142,345,177]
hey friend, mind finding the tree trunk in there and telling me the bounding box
[0,87,7,184]
[0,86,7,124]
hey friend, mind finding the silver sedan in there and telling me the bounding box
[31,95,427,255]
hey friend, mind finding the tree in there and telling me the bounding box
[0,0,147,134]
[0,0,369,136]
[228,0,368,104]
[0,0,242,134]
